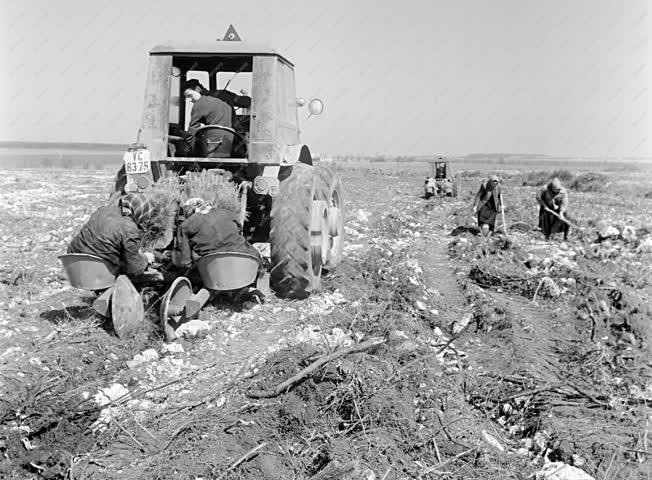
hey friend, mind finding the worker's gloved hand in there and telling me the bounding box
[143,252,155,264]
[154,250,172,263]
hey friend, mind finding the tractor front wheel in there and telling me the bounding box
[269,163,329,299]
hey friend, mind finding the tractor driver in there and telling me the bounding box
[183,79,234,157]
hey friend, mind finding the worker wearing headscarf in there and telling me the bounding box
[536,177,570,240]
[119,193,155,225]
[172,197,261,269]
[472,175,502,232]
[424,177,436,198]
[67,193,155,278]
[180,197,213,216]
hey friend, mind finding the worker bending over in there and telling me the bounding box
[67,193,156,279]
[536,177,570,241]
[472,175,502,233]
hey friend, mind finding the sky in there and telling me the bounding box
[0,0,650,157]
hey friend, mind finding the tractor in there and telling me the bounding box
[424,157,459,199]
[112,30,344,300]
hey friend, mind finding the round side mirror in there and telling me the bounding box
[296,97,306,107]
[308,98,324,116]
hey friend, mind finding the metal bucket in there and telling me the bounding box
[197,252,260,291]
[58,253,117,290]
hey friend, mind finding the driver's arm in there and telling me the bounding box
[186,100,206,140]
[234,95,251,108]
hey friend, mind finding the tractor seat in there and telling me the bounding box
[58,253,117,290]
[195,125,235,158]
[197,252,260,291]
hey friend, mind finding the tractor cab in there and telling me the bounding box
[120,36,323,194]
[433,161,448,179]
[167,54,255,159]
[163,45,286,163]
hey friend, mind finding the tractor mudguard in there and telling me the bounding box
[280,144,313,167]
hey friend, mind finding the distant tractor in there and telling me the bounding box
[424,158,459,199]
[113,30,344,299]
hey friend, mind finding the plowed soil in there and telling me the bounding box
[0,165,650,479]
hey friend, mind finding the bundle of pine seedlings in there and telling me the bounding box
[139,174,183,248]
[181,171,243,215]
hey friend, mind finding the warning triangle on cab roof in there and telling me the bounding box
[223,25,242,41]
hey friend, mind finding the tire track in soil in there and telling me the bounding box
[412,200,469,329]
[411,200,572,379]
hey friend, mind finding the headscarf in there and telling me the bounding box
[486,174,500,190]
[549,177,562,193]
[119,193,154,226]
[182,197,213,216]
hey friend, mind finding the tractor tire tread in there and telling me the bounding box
[270,163,317,299]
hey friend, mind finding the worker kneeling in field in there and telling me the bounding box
[67,193,156,279]
[171,198,266,299]
[424,177,436,199]
[536,177,570,241]
[441,178,454,197]
[472,175,502,233]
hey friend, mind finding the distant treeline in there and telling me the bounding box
[0,143,649,173]
[328,154,651,169]
[0,141,126,151]
[0,154,121,170]
[330,154,652,164]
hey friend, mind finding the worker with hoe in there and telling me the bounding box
[536,177,570,241]
[67,193,158,281]
[472,174,503,234]
[183,79,234,157]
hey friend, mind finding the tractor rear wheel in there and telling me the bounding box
[270,163,329,299]
[314,165,344,270]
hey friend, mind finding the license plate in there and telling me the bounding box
[123,149,151,174]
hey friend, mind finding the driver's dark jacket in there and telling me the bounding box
[172,208,260,269]
[67,205,148,278]
[209,90,250,134]
[187,95,233,156]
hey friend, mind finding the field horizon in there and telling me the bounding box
[1,141,651,173]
